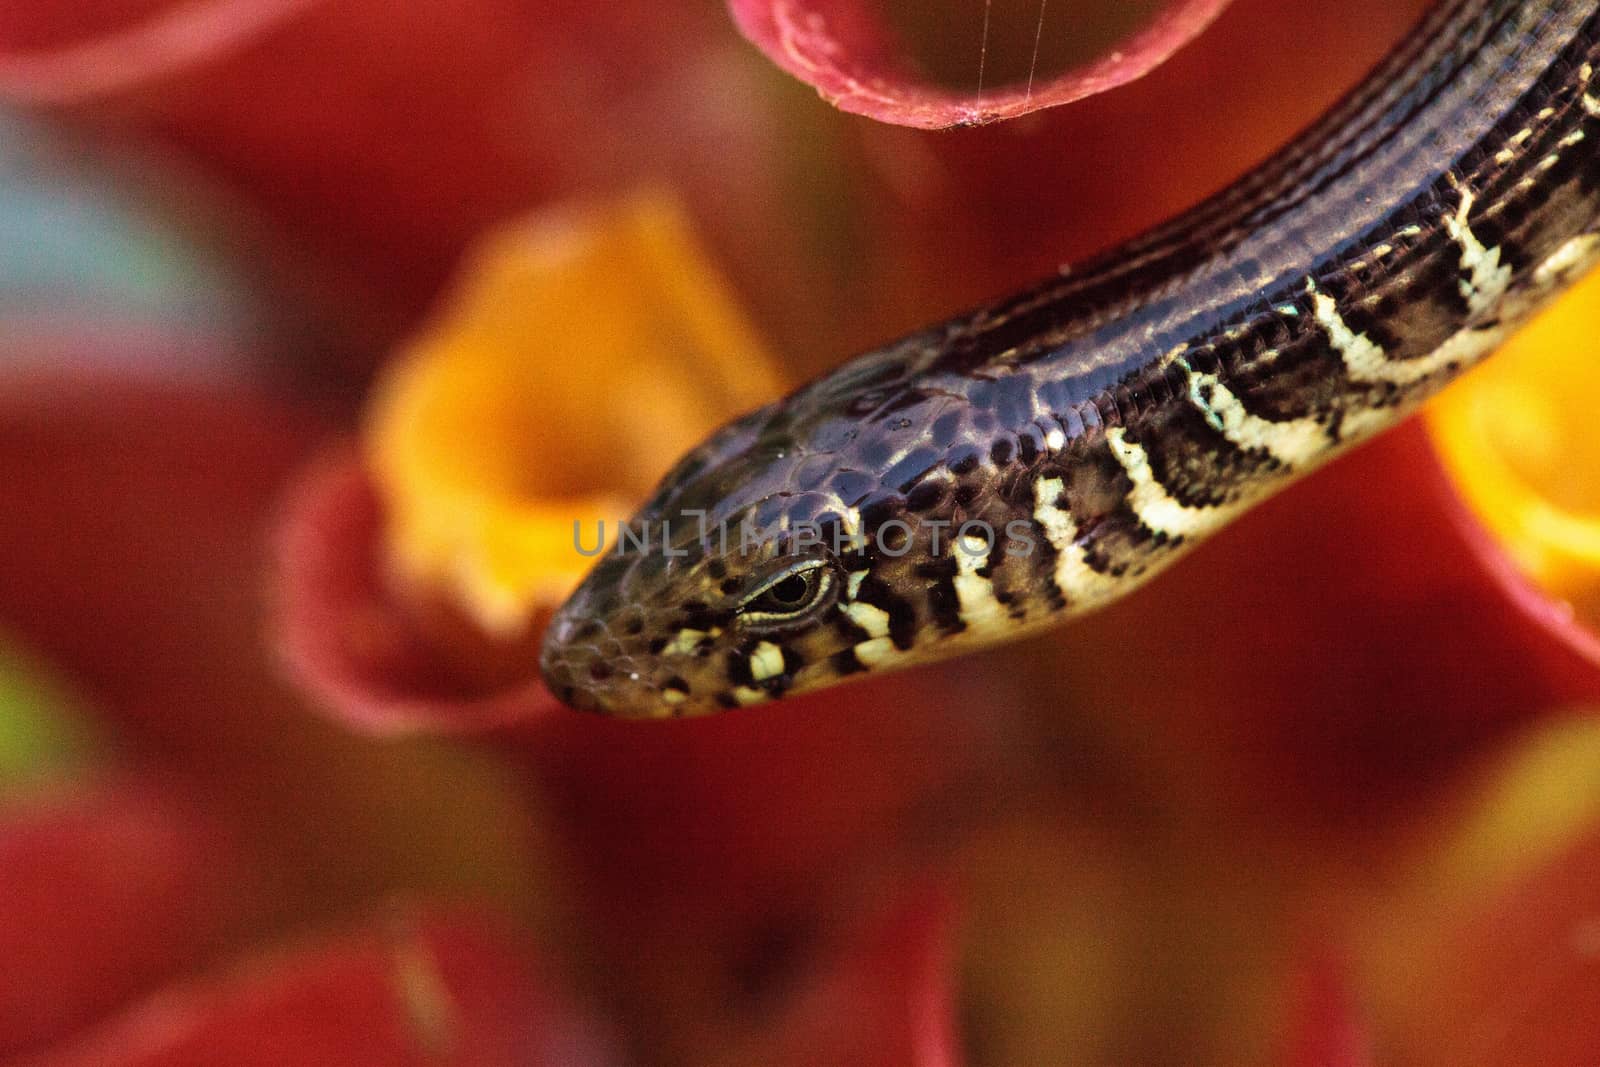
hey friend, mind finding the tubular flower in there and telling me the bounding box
[3,0,1600,1065]
[366,194,784,641]
[1350,716,1600,1065]
[726,0,1234,128]
[278,194,788,732]
[1428,265,1600,645]
[0,366,600,1064]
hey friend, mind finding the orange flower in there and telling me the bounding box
[1429,266,1600,639]
[366,194,783,639]
[6,0,1600,1063]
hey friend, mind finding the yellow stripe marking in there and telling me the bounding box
[1175,357,1326,468]
[846,569,869,600]
[845,600,891,639]
[1535,234,1600,287]
[664,628,708,656]
[1441,187,1512,317]
[952,533,1007,631]
[748,641,785,682]
[852,636,898,667]
[1032,475,1119,606]
[1105,428,1241,539]
[1310,286,1471,387]
[1337,322,1509,440]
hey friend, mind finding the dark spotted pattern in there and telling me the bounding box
[542,0,1600,716]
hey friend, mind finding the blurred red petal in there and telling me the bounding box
[0,1,774,360]
[756,885,960,1067]
[0,354,542,928]
[521,666,1004,1063]
[728,0,1232,128]
[1277,952,1372,1067]
[1377,825,1600,1067]
[0,0,320,104]
[23,906,607,1067]
[533,687,977,908]
[1440,480,1600,671]
[273,451,563,736]
[0,0,558,348]
[0,780,256,1059]
[0,356,320,725]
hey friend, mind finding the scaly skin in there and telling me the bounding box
[542,0,1600,717]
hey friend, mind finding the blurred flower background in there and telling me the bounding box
[1,1,1599,1064]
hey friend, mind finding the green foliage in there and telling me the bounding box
[0,635,96,789]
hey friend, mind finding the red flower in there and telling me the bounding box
[727,0,1233,128]
[3,0,1600,1063]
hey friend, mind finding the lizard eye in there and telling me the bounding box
[737,559,837,631]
